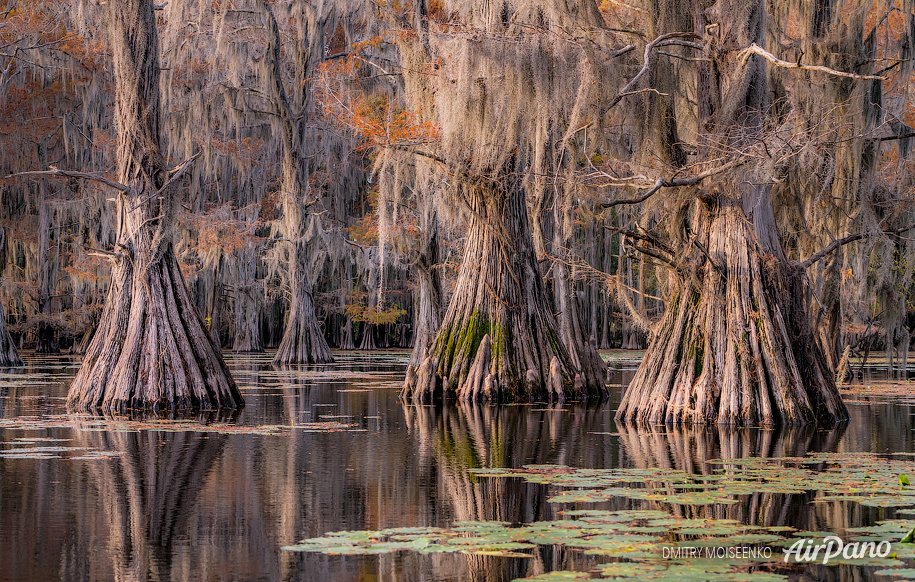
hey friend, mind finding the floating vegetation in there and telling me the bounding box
[0,415,363,436]
[839,380,915,405]
[283,509,800,580]
[0,442,119,461]
[468,454,915,509]
[284,453,915,580]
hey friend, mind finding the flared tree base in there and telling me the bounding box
[0,304,22,367]
[615,207,848,427]
[68,249,244,412]
[401,181,607,404]
[271,299,333,365]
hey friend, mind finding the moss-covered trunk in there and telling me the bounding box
[403,176,607,403]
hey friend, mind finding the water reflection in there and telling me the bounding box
[2,354,915,581]
[72,422,228,581]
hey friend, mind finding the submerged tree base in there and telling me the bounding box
[401,179,608,404]
[68,249,244,412]
[615,205,848,427]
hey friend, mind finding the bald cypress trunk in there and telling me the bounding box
[406,221,441,370]
[67,0,242,411]
[273,235,333,364]
[615,200,848,426]
[36,178,58,353]
[0,228,22,367]
[231,243,263,353]
[403,173,607,403]
[258,0,333,366]
[616,0,847,426]
[0,302,22,367]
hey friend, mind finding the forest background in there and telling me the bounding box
[1,0,914,422]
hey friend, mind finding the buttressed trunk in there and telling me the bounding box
[67,0,242,411]
[402,173,608,403]
[231,243,263,353]
[261,0,333,366]
[272,226,333,365]
[0,228,22,367]
[407,220,441,370]
[616,0,847,426]
[615,197,848,426]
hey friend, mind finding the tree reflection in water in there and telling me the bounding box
[4,361,915,582]
[71,411,231,582]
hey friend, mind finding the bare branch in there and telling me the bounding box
[606,32,702,112]
[600,157,745,209]
[7,168,129,193]
[738,43,885,81]
[603,224,673,255]
[800,223,915,269]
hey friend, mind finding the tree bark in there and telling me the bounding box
[403,173,607,403]
[67,0,242,411]
[231,243,263,353]
[552,196,607,390]
[615,201,848,426]
[406,219,442,370]
[358,321,377,350]
[0,302,22,367]
[36,174,58,354]
[616,0,847,426]
[0,228,22,366]
[259,0,334,366]
[273,237,333,364]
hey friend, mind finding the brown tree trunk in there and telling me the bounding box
[231,243,263,353]
[0,302,22,367]
[358,321,377,351]
[615,201,848,426]
[273,236,333,364]
[552,193,607,389]
[617,0,847,426]
[406,220,441,370]
[403,173,606,403]
[339,316,355,350]
[260,0,334,366]
[67,0,242,411]
[36,174,58,354]
[0,228,22,366]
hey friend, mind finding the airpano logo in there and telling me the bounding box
[782,536,892,564]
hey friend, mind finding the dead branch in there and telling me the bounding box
[603,224,674,255]
[606,32,702,112]
[7,168,129,193]
[600,157,745,208]
[738,43,885,81]
[800,223,915,269]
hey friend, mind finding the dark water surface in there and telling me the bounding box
[1,351,914,581]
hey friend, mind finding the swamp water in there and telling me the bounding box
[2,351,915,581]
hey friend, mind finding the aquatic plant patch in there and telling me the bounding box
[0,415,363,436]
[285,453,915,580]
[469,454,915,508]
